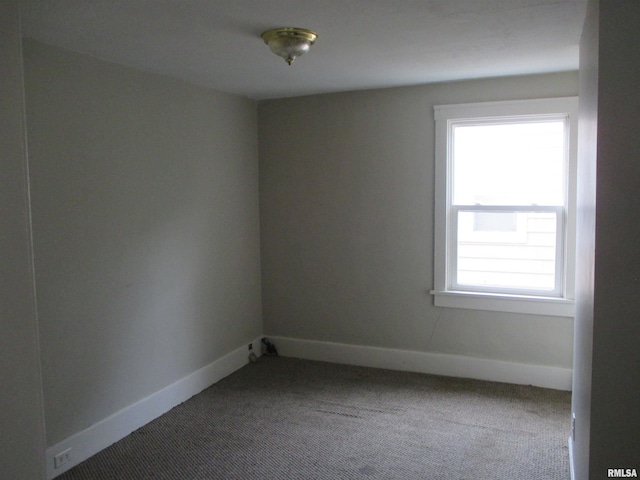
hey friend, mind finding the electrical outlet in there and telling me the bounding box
[248,343,253,351]
[54,448,72,469]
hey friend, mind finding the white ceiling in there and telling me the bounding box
[19,0,587,100]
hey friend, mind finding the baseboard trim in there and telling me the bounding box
[568,436,576,480]
[267,336,572,391]
[47,336,263,479]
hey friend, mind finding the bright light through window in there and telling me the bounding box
[453,121,565,206]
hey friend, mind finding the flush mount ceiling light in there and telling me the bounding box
[261,27,318,65]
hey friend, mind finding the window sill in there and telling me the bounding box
[430,290,574,317]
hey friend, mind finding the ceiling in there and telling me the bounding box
[19,0,588,100]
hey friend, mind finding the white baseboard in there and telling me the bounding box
[267,336,572,391]
[47,336,263,479]
[568,435,575,480]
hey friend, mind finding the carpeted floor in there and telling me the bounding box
[57,356,571,479]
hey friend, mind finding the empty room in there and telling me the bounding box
[3,1,639,479]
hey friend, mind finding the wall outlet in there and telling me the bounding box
[248,343,253,351]
[54,448,72,469]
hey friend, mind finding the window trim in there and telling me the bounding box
[431,97,578,317]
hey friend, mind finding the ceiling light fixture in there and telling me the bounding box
[261,27,318,65]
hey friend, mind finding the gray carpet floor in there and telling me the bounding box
[57,356,571,479]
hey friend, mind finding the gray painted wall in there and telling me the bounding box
[572,0,598,478]
[23,40,262,446]
[259,73,576,368]
[0,3,47,478]
[589,2,640,476]
[573,3,640,478]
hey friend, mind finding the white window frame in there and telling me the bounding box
[431,97,578,317]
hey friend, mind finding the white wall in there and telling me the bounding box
[259,73,577,384]
[23,40,262,449]
[0,4,46,479]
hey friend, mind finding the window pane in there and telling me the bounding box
[452,121,565,206]
[473,211,517,232]
[456,211,557,291]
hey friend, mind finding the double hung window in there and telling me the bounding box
[432,98,578,316]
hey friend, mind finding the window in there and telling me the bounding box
[432,98,578,317]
